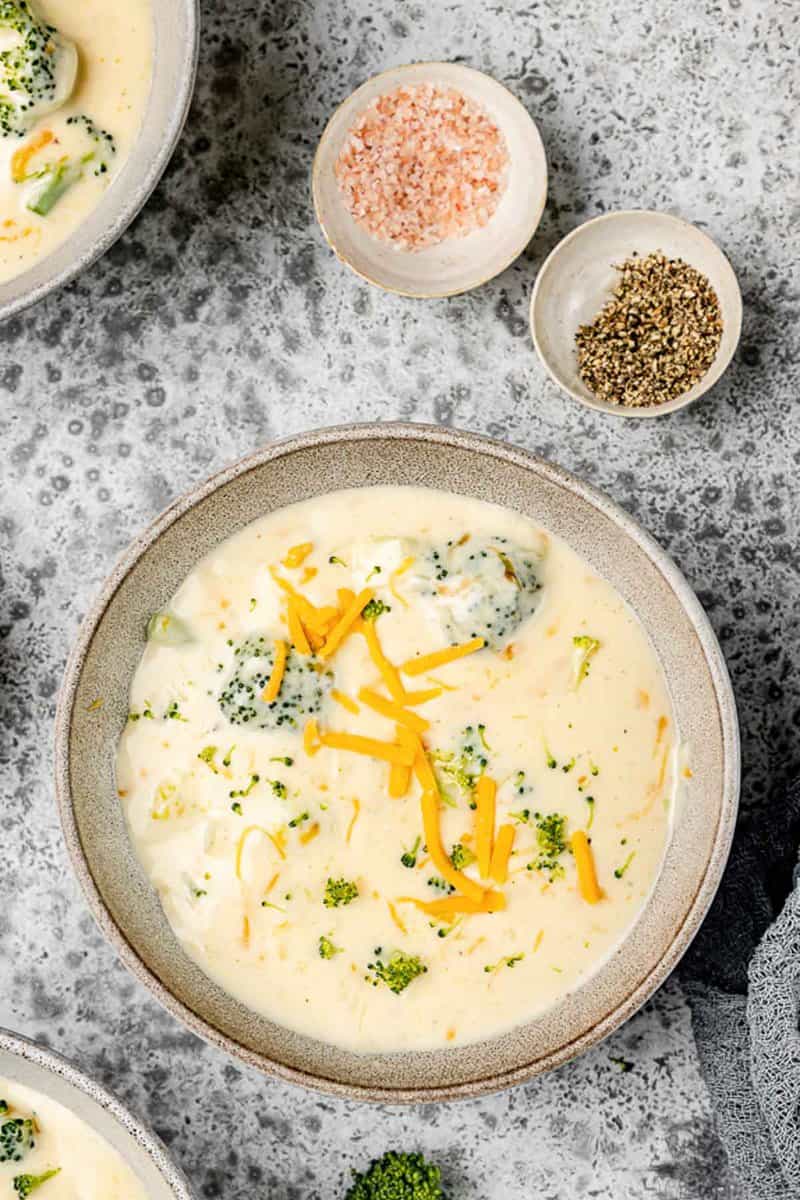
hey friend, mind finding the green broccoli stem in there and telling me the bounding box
[27,162,82,216]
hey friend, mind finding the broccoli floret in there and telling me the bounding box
[0,2,77,137]
[219,635,332,729]
[431,725,488,805]
[345,1150,446,1199]
[361,598,391,621]
[13,1169,60,1197]
[529,811,568,880]
[1,1113,36,1163]
[319,935,342,959]
[400,836,421,869]
[449,842,475,870]
[413,535,542,649]
[324,877,359,908]
[572,635,600,687]
[366,950,427,995]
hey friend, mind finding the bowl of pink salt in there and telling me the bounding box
[313,62,548,298]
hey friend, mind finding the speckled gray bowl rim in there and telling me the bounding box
[0,1,199,323]
[55,422,740,1103]
[0,1028,193,1198]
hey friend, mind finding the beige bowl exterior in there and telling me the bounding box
[0,1,199,321]
[530,210,743,417]
[313,62,548,298]
[55,423,739,1102]
[0,1029,192,1198]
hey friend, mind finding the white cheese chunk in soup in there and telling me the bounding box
[0,1078,148,1200]
[0,0,152,284]
[116,486,676,1053]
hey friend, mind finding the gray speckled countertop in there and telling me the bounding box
[1,1,798,1197]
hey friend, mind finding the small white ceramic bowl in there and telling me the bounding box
[313,62,547,298]
[0,1028,192,1199]
[530,210,743,417]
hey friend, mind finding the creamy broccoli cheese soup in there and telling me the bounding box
[0,1078,148,1199]
[117,486,677,1052]
[0,0,152,284]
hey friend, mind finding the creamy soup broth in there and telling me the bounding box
[0,1,152,284]
[0,1078,148,1200]
[117,486,676,1053]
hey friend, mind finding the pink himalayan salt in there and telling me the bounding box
[335,82,509,252]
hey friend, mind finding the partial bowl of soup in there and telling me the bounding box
[55,423,739,1101]
[0,1028,192,1199]
[0,0,198,319]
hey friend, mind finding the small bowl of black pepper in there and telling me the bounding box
[529,210,742,417]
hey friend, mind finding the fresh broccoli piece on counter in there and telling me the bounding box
[345,1150,446,1199]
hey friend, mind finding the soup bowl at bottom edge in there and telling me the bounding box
[54,422,740,1102]
[0,1028,192,1198]
[0,0,199,322]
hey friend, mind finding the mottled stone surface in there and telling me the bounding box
[1,0,797,1196]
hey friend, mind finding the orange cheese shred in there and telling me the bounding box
[282,542,313,568]
[399,891,506,919]
[331,688,360,715]
[489,822,515,884]
[420,789,485,902]
[236,825,285,877]
[287,599,311,655]
[299,821,320,846]
[400,637,486,677]
[303,718,321,757]
[388,763,411,798]
[261,639,288,703]
[389,555,415,608]
[571,830,604,904]
[387,900,408,934]
[320,730,415,766]
[346,797,360,844]
[358,687,430,733]
[401,686,443,706]
[475,775,497,879]
[319,588,373,659]
[360,619,407,703]
[11,129,54,183]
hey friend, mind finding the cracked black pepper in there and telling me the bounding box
[575,252,724,408]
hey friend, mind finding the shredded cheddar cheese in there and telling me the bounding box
[299,821,320,845]
[358,687,430,733]
[489,822,515,884]
[401,686,443,706]
[420,789,485,902]
[475,775,496,879]
[388,900,408,934]
[283,542,313,568]
[236,825,285,878]
[399,891,505,918]
[287,599,311,655]
[11,129,54,183]
[389,555,415,608]
[260,639,288,703]
[360,619,407,703]
[346,797,360,844]
[331,688,360,715]
[388,763,411,798]
[571,830,603,904]
[303,718,321,756]
[401,637,486,677]
[320,730,415,766]
[319,588,373,659]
